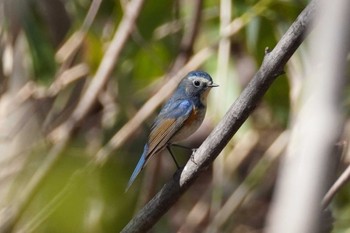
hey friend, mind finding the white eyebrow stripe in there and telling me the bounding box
[188,77,211,83]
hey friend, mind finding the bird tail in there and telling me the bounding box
[125,145,148,192]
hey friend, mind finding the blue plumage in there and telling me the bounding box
[126,71,218,191]
[126,145,148,191]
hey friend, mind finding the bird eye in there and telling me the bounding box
[193,80,201,87]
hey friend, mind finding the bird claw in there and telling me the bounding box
[190,148,198,165]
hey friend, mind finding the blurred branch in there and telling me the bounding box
[180,130,259,232]
[266,0,350,232]
[50,0,145,141]
[322,149,350,208]
[205,131,288,232]
[0,0,145,231]
[30,0,103,133]
[55,0,102,63]
[49,64,90,95]
[319,140,347,209]
[177,190,211,233]
[225,130,260,176]
[170,0,203,72]
[121,1,316,232]
[14,63,89,102]
[222,0,273,38]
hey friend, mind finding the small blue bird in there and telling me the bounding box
[126,71,218,190]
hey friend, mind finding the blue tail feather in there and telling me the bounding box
[125,145,148,191]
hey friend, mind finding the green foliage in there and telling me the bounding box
[22,4,57,84]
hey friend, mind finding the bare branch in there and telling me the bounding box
[55,0,103,63]
[322,153,350,208]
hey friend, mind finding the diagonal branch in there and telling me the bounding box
[121,1,317,232]
[322,153,350,208]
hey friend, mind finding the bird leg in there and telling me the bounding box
[170,143,197,153]
[190,151,198,165]
[166,145,180,169]
[168,143,198,165]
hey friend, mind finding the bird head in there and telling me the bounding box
[180,71,218,104]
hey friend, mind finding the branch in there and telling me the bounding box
[322,154,350,208]
[121,1,317,232]
[55,0,102,63]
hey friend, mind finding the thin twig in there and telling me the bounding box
[55,0,103,63]
[322,162,350,208]
[322,140,349,208]
[121,1,315,232]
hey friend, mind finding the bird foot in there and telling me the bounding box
[190,149,198,165]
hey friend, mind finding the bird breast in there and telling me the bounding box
[170,105,206,142]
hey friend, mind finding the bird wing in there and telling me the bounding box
[125,99,193,191]
[147,99,193,158]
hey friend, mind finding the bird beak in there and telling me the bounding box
[208,82,219,87]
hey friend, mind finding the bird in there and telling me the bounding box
[126,71,218,191]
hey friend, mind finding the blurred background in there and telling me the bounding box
[0,0,349,232]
